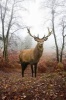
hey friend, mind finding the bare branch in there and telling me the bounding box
[43,28,52,39]
[0,36,3,41]
[27,28,35,38]
[10,27,26,34]
[64,34,66,37]
[3,0,8,20]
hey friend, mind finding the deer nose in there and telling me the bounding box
[39,43,43,47]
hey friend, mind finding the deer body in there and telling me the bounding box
[19,43,43,77]
[19,43,43,63]
[19,28,52,77]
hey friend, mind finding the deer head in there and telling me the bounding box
[27,28,52,48]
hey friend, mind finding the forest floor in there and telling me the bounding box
[0,66,66,100]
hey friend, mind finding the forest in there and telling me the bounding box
[0,0,66,100]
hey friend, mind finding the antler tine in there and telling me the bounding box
[42,28,52,40]
[42,35,45,39]
[47,27,52,37]
[27,28,35,38]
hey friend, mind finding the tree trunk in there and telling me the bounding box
[56,46,59,62]
[60,51,62,62]
[52,10,59,62]
[3,39,8,61]
[60,36,64,62]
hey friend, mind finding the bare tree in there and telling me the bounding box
[51,0,66,62]
[42,0,66,62]
[0,0,15,60]
[60,20,66,62]
[51,6,59,62]
[0,0,26,60]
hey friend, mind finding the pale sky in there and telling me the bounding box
[18,0,54,51]
[19,0,66,51]
[0,0,65,53]
[20,0,52,37]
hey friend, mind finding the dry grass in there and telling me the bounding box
[0,52,66,73]
[0,52,66,99]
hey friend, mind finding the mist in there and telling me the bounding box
[0,0,66,57]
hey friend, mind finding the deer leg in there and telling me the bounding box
[21,62,27,77]
[34,63,37,77]
[31,65,33,77]
[21,62,29,77]
[21,63,24,77]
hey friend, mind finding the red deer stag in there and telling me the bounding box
[19,28,52,77]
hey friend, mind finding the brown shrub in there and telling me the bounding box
[38,58,58,73]
[63,59,66,71]
[64,63,66,71]
[38,60,47,73]
[45,60,57,72]
[0,58,13,68]
[46,60,56,67]
[0,56,19,72]
[56,62,64,71]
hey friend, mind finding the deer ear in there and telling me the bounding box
[34,37,36,41]
[44,37,48,41]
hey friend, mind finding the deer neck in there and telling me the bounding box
[34,43,43,61]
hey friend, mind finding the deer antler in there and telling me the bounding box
[43,28,52,40]
[27,28,35,38]
[47,27,52,37]
[27,27,52,41]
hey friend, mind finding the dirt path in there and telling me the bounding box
[0,68,66,100]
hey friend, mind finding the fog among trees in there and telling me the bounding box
[0,0,66,62]
[0,1,66,99]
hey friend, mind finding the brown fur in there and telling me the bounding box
[19,28,52,77]
[19,43,43,64]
